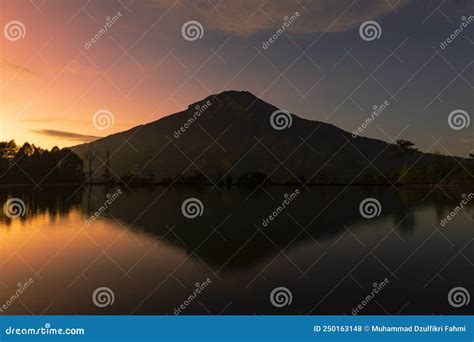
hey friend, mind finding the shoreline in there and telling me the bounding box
[0,183,473,188]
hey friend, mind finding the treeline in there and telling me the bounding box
[395,160,474,185]
[0,140,84,184]
[113,139,474,186]
[104,162,474,187]
[1,139,473,186]
[388,142,474,186]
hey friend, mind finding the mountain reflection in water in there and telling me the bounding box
[0,185,472,315]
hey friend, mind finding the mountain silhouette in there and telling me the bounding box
[71,90,465,185]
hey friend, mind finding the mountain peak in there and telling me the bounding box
[189,90,260,110]
[212,90,257,100]
[72,89,447,186]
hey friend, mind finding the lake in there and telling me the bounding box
[0,185,472,315]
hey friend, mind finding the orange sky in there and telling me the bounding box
[1,1,203,149]
[1,1,472,155]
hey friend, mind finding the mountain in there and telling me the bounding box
[71,90,467,185]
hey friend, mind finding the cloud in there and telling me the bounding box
[456,137,474,144]
[64,60,101,76]
[32,130,101,142]
[150,0,413,35]
[0,59,39,78]
[24,117,90,124]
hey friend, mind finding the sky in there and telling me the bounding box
[0,0,472,156]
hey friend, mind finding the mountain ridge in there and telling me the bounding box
[71,90,469,185]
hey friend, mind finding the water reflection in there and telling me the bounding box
[0,185,472,315]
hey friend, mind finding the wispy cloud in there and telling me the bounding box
[150,0,413,35]
[64,60,101,75]
[24,117,90,124]
[456,137,474,144]
[0,59,39,78]
[32,129,101,142]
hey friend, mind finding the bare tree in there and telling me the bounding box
[84,147,96,183]
[103,150,112,183]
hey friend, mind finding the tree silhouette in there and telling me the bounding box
[84,147,96,183]
[396,139,417,153]
[103,150,112,183]
[0,140,83,184]
[0,140,17,159]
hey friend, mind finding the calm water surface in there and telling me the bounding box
[0,185,472,315]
